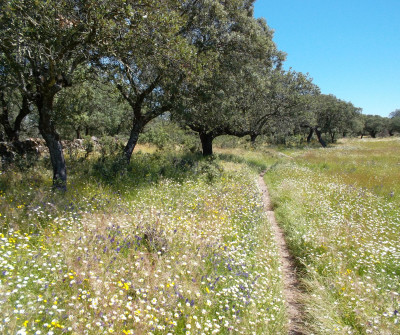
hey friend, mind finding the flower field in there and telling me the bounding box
[0,155,286,334]
[2,138,399,334]
[265,138,400,334]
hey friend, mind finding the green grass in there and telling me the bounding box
[284,137,400,202]
[264,137,400,334]
[0,150,286,334]
[3,138,398,334]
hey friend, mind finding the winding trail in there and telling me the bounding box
[258,171,305,335]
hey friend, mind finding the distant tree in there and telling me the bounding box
[388,109,400,136]
[348,113,365,137]
[390,109,400,118]
[246,69,318,144]
[54,69,130,139]
[362,114,387,138]
[303,94,362,146]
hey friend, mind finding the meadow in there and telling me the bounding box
[1,138,399,334]
[0,148,286,335]
[264,138,400,334]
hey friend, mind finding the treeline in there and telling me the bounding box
[1,0,399,189]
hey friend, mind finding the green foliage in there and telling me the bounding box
[194,157,223,183]
[309,94,363,142]
[82,136,94,159]
[249,69,318,140]
[98,136,124,157]
[139,120,200,152]
[389,109,400,135]
[363,114,387,137]
[177,4,285,155]
[138,126,170,150]
[53,69,130,139]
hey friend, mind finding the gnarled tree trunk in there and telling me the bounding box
[0,92,30,142]
[315,127,327,148]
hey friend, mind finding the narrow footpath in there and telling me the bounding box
[258,171,305,335]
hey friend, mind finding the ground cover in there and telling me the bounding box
[0,152,286,334]
[265,138,400,334]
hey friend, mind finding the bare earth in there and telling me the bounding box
[258,172,305,335]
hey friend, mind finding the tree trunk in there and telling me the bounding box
[370,131,377,138]
[123,118,145,163]
[315,127,327,148]
[330,132,335,143]
[306,128,314,143]
[13,95,30,139]
[37,96,67,191]
[76,126,81,139]
[1,91,18,141]
[250,133,258,145]
[1,92,31,142]
[199,132,214,156]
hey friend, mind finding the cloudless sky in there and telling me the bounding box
[254,0,400,117]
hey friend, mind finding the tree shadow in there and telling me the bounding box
[80,151,213,191]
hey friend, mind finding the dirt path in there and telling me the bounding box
[258,171,305,335]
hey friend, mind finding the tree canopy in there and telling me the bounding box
[0,0,381,187]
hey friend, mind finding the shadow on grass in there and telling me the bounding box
[73,151,224,192]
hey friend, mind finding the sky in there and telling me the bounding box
[254,0,400,117]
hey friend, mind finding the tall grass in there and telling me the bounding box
[265,138,400,334]
[0,150,286,334]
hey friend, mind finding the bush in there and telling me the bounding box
[139,121,200,152]
[82,136,94,158]
[99,136,124,157]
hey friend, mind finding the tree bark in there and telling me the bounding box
[0,92,16,141]
[13,95,30,140]
[199,132,214,156]
[123,118,145,163]
[37,95,67,191]
[0,91,29,142]
[76,126,81,139]
[250,133,258,145]
[306,128,314,143]
[315,127,327,148]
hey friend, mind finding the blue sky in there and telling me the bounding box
[254,0,400,117]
